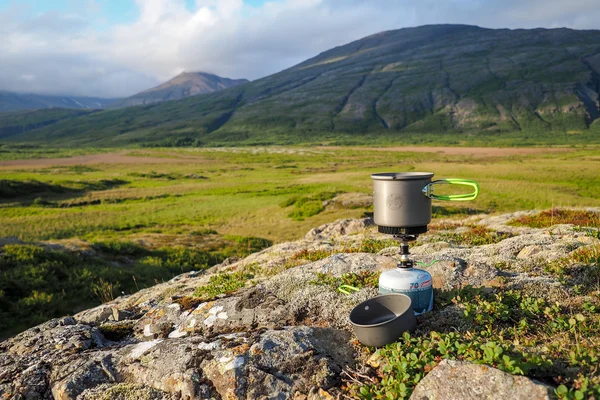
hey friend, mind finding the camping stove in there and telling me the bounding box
[377,225,434,315]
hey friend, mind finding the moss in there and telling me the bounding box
[172,296,203,311]
[98,322,134,341]
[87,383,166,400]
[310,271,379,291]
[292,249,334,262]
[193,270,254,299]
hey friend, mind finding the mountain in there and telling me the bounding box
[4,24,600,146]
[0,91,118,112]
[113,72,249,108]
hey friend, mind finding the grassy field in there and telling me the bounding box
[2,145,600,243]
[1,145,600,337]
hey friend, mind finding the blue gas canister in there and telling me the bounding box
[378,265,433,315]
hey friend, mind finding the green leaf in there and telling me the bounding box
[555,385,568,395]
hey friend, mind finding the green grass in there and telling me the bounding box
[1,145,600,338]
[0,234,272,338]
[0,144,106,161]
[1,147,599,243]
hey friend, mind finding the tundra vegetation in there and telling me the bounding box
[344,209,600,399]
[0,145,599,398]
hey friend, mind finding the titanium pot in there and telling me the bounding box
[349,293,416,347]
[371,172,479,229]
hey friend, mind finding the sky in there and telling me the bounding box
[1,0,600,98]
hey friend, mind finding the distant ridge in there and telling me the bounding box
[113,72,249,107]
[3,24,600,146]
[0,91,118,112]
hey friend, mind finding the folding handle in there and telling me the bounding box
[338,285,360,295]
[422,179,479,201]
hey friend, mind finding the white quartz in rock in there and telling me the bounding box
[129,339,163,359]
[143,324,152,337]
[198,341,221,350]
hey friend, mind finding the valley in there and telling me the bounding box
[1,145,599,338]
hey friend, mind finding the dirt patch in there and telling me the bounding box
[0,153,199,169]
[319,146,574,157]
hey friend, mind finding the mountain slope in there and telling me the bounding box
[114,72,249,108]
[0,109,96,139]
[6,24,600,146]
[0,91,118,112]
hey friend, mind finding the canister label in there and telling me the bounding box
[379,285,433,315]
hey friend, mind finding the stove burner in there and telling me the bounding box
[378,225,428,235]
[377,227,427,268]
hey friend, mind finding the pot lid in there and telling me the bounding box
[371,172,434,181]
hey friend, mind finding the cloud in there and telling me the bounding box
[1,0,599,98]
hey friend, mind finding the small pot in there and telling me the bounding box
[349,293,416,347]
[371,172,479,229]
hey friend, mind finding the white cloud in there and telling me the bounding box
[0,0,599,98]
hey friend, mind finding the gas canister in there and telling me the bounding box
[378,266,433,315]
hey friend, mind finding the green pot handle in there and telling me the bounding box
[422,179,479,201]
[338,285,360,295]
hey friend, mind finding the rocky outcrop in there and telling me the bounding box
[410,359,554,400]
[1,210,598,399]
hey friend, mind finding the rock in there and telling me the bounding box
[6,361,51,400]
[6,317,106,357]
[217,326,354,400]
[325,192,373,210]
[119,337,214,399]
[51,352,118,400]
[111,306,135,322]
[75,305,116,325]
[409,359,553,400]
[136,303,183,339]
[517,245,543,259]
[305,218,374,240]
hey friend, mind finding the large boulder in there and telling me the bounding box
[410,359,554,400]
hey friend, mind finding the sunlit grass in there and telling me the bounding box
[1,146,600,243]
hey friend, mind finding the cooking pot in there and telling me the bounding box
[371,172,479,229]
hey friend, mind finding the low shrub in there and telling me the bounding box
[509,208,600,229]
[347,286,600,399]
[431,226,511,246]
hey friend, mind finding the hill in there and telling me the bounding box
[0,108,96,139]
[4,24,600,146]
[0,90,118,112]
[113,71,249,108]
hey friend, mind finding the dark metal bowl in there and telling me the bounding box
[349,293,416,347]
